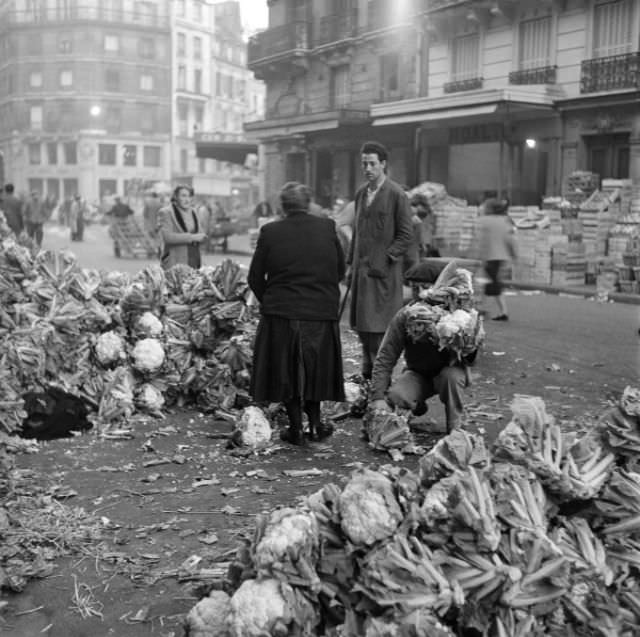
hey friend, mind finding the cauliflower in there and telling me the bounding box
[135,311,163,338]
[131,338,165,374]
[254,508,320,588]
[94,331,126,366]
[227,578,316,637]
[136,383,165,415]
[435,308,484,357]
[186,590,231,637]
[344,381,364,404]
[235,406,272,449]
[338,468,403,545]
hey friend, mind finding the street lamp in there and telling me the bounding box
[90,105,101,118]
[525,138,537,149]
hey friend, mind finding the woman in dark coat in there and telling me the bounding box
[248,182,346,446]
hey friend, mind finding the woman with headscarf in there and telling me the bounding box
[157,185,206,270]
[248,182,346,446]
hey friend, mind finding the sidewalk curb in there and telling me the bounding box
[505,280,640,306]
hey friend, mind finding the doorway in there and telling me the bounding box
[285,152,306,185]
[315,150,333,208]
[586,133,630,182]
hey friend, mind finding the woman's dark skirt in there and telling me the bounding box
[484,260,504,296]
[250,315,345,403]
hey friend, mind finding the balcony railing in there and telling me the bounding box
[315,10,358,46]
[444,77,483,93]
[509,65,557,85]
[423,0,470,12]
[248,21,310,65]
[0,5,168,28]
[580,52,640,93]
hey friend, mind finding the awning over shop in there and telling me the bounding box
[371,86,559,128]
[195,140,258,165]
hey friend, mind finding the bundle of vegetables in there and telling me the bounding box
[601,386,640,465]
[230,405,272,449]
[418,261,475,311]
[186,390,640,636]
[0,357,27,434]
[363,407,414,452]
[435,308,484,359]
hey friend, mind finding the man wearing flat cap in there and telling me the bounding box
[368,263,477,432]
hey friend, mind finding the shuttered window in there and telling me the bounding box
[331,65,350,108]
[593,0,632,57]
[451,34,479,81]
[519,16,551,69]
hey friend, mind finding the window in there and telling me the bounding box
[46,178,60,200]
[176,0,185,16]
[194,105,204,131]
[178,102,188,135]
[30,105,43,130]
[237,78,246,100]
[194,68,202,93]
[123,145,137,166]
[29,143,41,165]
[143,145,161,167]
[99,179,117,199]
[177,65,186,90]
[380,53,399,96]
[63,179,78,198]
[193,36,202,59]
[177,32,186,56]
[140,74,153,91]
[105,107,121,132]
[593,0,632,57]
[135,1,157,26]
[29,71,42,88]
[60,101,73,132]
[215,71,222,96]
[180,148,188,173]
[141,106,156,132]
[104,35,119,52]
[519,16,551,69]
[451,33,480,81]
[28,179,44,196]
[105,69,120,91]
[139,37,155,58]
[59,70,73,87]
[58,35,72,53]
[47,142,58,165]
[64,142,77,164]
[330,65,350,108]
[98,144,117,165]
[198,157,206,173]
[192,1,203,22]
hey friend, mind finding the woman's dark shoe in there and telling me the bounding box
[309,421,334,441]
[492,314,509,321]
[280,427,306,446]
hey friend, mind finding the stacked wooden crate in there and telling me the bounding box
[550,240,587,287]
[578,190,616,256]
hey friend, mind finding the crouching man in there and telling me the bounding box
[368,264,477,433]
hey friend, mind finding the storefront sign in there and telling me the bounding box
[449,123,503,145]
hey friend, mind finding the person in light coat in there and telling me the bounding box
[157,185,206,270]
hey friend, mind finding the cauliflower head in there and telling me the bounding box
[338,469,403,545]
[131,338,165,373]
[186,590,231,637]
[254,508,319,586]
[135,311,163,338]
[236,406,272,449]
[136,383,165,414]
[94,331,126,366]
[227,578,291,637]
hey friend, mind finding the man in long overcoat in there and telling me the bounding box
[348,141,413,379]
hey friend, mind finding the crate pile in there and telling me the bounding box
[431,196,476,256]
[578,189,617,256]
[561,170,600,208]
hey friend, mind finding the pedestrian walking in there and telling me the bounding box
[24,190,48,247]
[248,181,346,446]
[476,197,518,321]
[347,140,414,380]
[69,194,85,241]
[157,185,205,270]
[2,184,24,236]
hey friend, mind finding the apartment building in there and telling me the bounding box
[194,0,266,209]
[247,0,640,206]
[0,0,172,205]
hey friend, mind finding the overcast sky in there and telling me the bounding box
[236,0,268,34]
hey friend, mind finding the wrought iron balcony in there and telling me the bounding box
[248,21,310,66]
[315,10,358,47]
[0,5,168,28]
[423,0,472,13]
[443,77,483,93]
[580,52,640,93]
[509,65,557,85]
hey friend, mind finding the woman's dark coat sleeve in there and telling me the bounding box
[248,228,268,302]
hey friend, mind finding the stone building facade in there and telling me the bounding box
[247,0,640,207]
